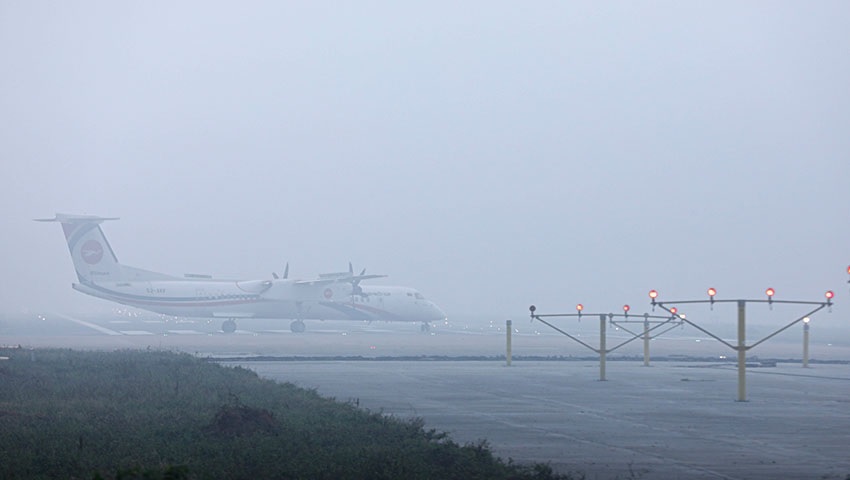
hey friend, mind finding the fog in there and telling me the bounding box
[2,2,849,326]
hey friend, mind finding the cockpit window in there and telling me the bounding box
[415,293,425,300]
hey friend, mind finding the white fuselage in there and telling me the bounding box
[38,213,447,331]
[72,278,446,323]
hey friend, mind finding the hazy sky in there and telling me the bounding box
[2,2,849,326]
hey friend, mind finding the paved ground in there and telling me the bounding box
[236,360,850,480]
[3,311,850,479]
[3,310,848,360]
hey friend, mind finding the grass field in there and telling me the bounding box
[0,347,572,479]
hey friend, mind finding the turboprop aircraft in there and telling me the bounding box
[36,213,446,333]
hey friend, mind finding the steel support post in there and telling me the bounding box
[643,317,650,366]
[803,322,810,368]
[599,314,607,381]
[506,319,512,367]
[737,300,747,402]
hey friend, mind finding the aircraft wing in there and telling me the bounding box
[293,274,386,286]
[293,278,341,286]
[349,274,387,281]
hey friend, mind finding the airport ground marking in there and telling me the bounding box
[53,313,123,336]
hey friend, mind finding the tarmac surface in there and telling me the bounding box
[2,310,850,479]
[235,360,850,480]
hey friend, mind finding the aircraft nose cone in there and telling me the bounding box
[431,302,447,321]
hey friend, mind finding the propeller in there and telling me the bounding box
[349,262,367,297]
[272,262,290,280]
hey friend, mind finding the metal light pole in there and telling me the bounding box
[506,319,513,366]
[643,315,650,366]
[649,288,833,402]
[736,300,746,402]
[608,308,682,367]
[529,305,679,381]
[599,314,607,381]
[802,317,810,368]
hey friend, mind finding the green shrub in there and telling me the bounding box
[0,348,572,479]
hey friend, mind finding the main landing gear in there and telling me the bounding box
[220,319,307,334]
[221,319,237,333]
[420,322,431,333]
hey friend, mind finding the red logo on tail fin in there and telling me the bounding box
[81,240,103,265]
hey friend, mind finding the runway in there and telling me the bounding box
[4,310,848,360]
[231,360,850,480]
[2,310,850,478]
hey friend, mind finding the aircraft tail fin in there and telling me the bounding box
[36,213,173,283]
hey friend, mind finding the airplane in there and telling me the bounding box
[36,213,447,333]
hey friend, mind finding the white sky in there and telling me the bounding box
[1,1,849,326]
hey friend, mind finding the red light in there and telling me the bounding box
[847,265,850,275]
[576,304,584,312]
[707,288,716,297]
[670,307,678,314]
[766,288,775,297]
[825,290,834,299]
[623,304,630,312]
[649,290,658,299]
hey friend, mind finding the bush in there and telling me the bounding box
[0,348,573,479]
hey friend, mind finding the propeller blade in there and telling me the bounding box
[347,263,371,296]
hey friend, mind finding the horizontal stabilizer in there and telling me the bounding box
[34,213,119,224]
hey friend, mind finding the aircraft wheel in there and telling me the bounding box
[420,322,431,333]
[290,320,306,333]
[221,319,237,333]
